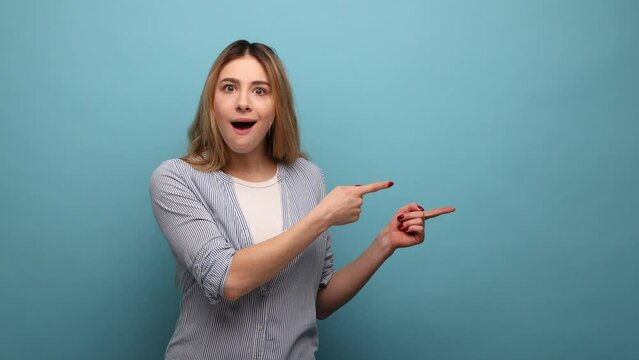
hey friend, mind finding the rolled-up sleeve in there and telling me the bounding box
[319,231,334,288]
[150,162,234,304]
[318,168,334,288]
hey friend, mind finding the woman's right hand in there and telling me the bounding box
[315,181,394,226]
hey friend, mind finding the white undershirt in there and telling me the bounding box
[231,170,283,244]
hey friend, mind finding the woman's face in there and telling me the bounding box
[213,55,275,158]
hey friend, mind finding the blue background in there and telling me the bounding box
[1,0,638,359]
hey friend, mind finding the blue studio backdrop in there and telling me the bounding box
[1,1,638,359]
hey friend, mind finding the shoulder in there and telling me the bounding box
[284,157,324,181]
[282,158,327,199]
[150,158,205,193]
[151,158,184,183]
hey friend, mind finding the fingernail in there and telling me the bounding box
[397,224,403,231]
[388,181,394,187]
[401,226,408,232]
[397,214,404,221]
[417,205,424,211]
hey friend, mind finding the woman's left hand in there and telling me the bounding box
[378,203,455,251]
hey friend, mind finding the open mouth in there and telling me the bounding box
[231,121,257,130]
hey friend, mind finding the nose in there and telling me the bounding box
[236,103,251,112]
[236,91,252,112]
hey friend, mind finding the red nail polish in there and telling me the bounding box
[388,181,394,187]
[397,224,403,231]
[417,205,424,211]
[397,214,404,221]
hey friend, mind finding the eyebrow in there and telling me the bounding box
[219,78,270,86]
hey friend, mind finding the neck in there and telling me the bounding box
[224,148,277,182]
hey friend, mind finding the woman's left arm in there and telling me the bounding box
[315,203,455,319]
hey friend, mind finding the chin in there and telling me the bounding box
[227,144,260,155]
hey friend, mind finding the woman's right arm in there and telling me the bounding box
[150,161,391,303]
[223,182,391,300]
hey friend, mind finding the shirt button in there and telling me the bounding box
[257,324,264,331]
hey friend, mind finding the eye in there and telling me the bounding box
[222,84,236,92]
[254,87,269,95]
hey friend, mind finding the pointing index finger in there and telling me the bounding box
[355,181,394,196]
[422,207,456,220]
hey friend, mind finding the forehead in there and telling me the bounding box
[218,55,269,82]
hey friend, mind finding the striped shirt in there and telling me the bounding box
[149,157,334,360]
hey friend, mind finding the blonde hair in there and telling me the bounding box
[182,40,305,171]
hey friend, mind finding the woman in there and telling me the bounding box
[150,40,454,359]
